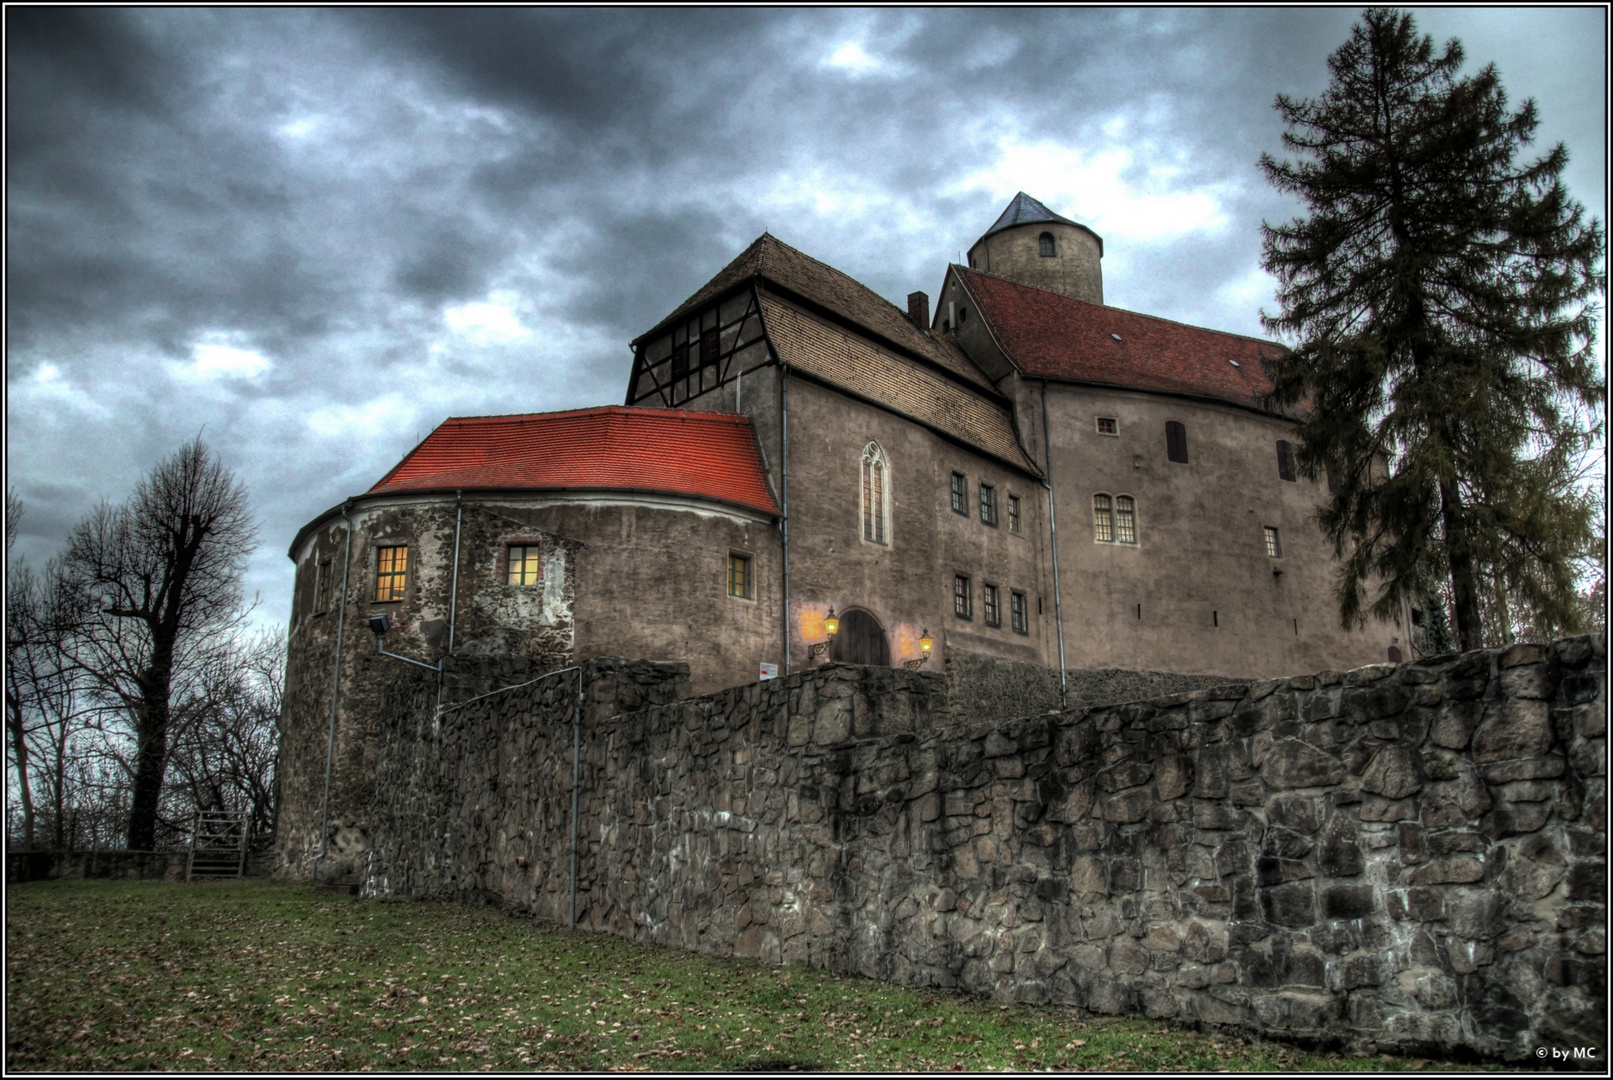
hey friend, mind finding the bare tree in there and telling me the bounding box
[61,439,258,850]
[6,493,96,851]
[163,630,284,841]
[6,487,20,556]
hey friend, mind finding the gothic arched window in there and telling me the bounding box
[1038,232,1056,257]
[862,442,888,545]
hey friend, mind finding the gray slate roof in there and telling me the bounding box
[981,192,1077,238]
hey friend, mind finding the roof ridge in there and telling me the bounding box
[956,265,1284,351]
[432,405,756,426]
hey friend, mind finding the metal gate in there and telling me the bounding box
[187,811,250,880]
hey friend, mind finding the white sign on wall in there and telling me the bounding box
[759,662,778,681]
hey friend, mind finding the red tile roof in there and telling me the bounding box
[956,267,1290,412]
[369,406,779,516]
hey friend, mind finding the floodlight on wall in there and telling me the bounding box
[369,611,443,678]
[810,607,839,658]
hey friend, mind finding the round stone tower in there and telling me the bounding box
[966,192,1104,305]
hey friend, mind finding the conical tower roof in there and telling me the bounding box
[981,192,1077,237]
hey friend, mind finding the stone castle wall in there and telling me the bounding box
[362,638,1606,1062]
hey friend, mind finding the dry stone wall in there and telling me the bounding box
[364,638,1606,1063]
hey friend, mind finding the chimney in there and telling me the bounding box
[907,291,930,329]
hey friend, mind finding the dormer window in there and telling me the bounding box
[1038,232,1055,257]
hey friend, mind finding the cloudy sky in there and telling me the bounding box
[7,7,1606,636]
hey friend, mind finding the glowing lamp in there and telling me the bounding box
[824,608,839,636]
[920,628,933,654]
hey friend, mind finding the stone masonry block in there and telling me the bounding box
[1262,740,1346,789]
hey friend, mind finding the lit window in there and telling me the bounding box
[315,559,333,615]
[1166,421,1188,463]
[1010,591,1028,634]
[983,584,1001,627]
[507,545,543,586]
[950,471,967,515]
[979,483,997,526]
[1007,495,1021,534]
[1093,494,1114,543]
[728,553,751,598]
[1038,232,1055,257]
[862,442,888,544]
[954,574,972,619]
[1277,440,1295,481]
[1115,496,1137,545]
[1265,526,1282,558]
[373,545,407,602]
[1097,417,1118,436]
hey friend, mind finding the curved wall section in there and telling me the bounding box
[969,221,1104,305]
[275,489,780,881]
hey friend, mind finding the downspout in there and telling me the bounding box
[780,363,791,675]
[313,500,355,880]
[447,491,463,654]
[570,665,582,929]
[1040,383,1068,708]
[435,491,465,716]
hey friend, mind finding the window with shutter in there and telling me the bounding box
[1277,440,1295,481]
[1166,421,1188,463]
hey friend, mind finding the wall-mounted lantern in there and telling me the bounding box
[810,607,839,659]
[905,628,934,670]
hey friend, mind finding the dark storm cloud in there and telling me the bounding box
[7,7,1604,634]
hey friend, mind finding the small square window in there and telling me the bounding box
[979,483,998,526]
[1264,526,1282,558]
[1007,495,1022,534]
[953,574,972,619]
[983,584,1001,627]
[728,553,751,598]
[1010,591,1028,634]
[315,559,334,615]
[950,471,968,515]
[1097,417,1118,436]
[373,545,408,603]
[507,545,543,586]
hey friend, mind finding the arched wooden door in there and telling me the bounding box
[830,608,889,666]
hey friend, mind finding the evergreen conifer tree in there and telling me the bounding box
[1259,8,1604,652]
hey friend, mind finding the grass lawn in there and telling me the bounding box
[6,878,1493,1073]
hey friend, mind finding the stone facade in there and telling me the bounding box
[361,636,1606,1062]
[967,218,1105,305]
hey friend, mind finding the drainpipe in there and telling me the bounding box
[313,501,355,881]
[570,665,582,929]
[780,364,791,675]
[447,491,464,655]
[1040,383,1068,708]
[435,491,466,717]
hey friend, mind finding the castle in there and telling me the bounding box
[276,194,1402,879]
